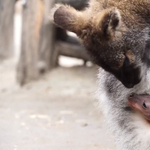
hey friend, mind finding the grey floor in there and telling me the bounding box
[0,59,115,150]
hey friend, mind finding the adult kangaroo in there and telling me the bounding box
[51,0,150,149]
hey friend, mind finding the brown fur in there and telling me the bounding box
[51,0,150,88]
[89,0,150,27]
[52,0,150,32]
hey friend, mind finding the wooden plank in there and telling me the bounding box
[55,41,90,61]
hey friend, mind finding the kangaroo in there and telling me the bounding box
[51,0,150,149]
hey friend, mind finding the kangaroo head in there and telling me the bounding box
[51,2,150,88]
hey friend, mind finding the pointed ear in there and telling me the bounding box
[96,8,124,38]
[51,4,85,34]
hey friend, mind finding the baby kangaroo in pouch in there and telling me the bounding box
[128,94,150,122]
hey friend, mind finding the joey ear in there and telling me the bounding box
[51,4,85,34]
[98,8,123,37]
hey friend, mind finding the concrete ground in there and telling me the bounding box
[0,58,115,150]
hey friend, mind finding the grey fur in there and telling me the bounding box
[97,66,150,150]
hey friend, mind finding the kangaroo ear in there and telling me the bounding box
[96,8,123,38]
[51,4,85,34]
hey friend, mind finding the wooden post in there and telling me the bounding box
[17,0,56,85]
[17,0,45,85]
[38,0,56,72]
[0,0,15,59]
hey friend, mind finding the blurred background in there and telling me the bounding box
[0,0,114,149]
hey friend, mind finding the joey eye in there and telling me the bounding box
[143,102,147,109]
[123,57,130,67]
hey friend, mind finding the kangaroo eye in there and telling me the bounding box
[123,57,130,67]
[143,102,147,109]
